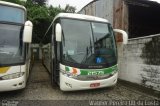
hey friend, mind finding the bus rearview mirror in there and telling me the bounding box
[113,29,128,44]
[55,23,62,42]
[23,20,33,43]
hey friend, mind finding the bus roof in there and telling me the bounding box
[0,1,26,11]
[54,13,109,23]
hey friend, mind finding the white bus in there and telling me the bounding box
[0,1,33,92]
[43,13,128,91]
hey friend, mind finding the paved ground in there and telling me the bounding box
[0,62,159,106]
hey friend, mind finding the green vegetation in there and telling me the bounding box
[1,0,76,43]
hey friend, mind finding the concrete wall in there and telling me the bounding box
[31,44,42,60]
[118,34,160,91]
[78,0,160,91]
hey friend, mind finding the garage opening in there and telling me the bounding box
[126,0,160,38]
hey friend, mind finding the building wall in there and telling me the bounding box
[79,0,114,25]
[78,0,160,91]
[113,0,128,31]
[118,34,160,91]
[31,44,42,60]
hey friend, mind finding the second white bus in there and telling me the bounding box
[0,1,33,92]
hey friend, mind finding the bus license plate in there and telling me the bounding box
[90,83,100,88]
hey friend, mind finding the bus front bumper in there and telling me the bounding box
[60,72,118,91]
[0,75,26,92]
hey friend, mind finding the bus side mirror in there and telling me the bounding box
[55,23,62,42]
[114,29,128,44]
[23,20,33,43]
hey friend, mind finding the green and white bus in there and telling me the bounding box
[43,13,127,91]
[0,1,33,92]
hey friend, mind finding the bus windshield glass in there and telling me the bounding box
[61,19,117,68]
[0,24,24,66]
[0,5,25,23]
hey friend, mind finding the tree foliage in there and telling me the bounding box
[1,0,65,43]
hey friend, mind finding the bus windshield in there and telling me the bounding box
[0,24,24,66]
[61,19,117,68]
[0,5,25,23]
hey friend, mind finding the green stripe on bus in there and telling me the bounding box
[65,67,70,72]
[65,65,117,75]
[80,65,117,75]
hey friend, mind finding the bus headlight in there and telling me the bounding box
[1,72,25,80]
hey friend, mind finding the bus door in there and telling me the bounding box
[52,19,61,84]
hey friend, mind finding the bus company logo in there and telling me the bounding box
[2,100,19,106]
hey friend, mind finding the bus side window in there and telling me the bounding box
[26,44,29,55]
[57,43,60,61]
[51,34,55,59]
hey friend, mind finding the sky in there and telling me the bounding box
[48,0,160,12]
